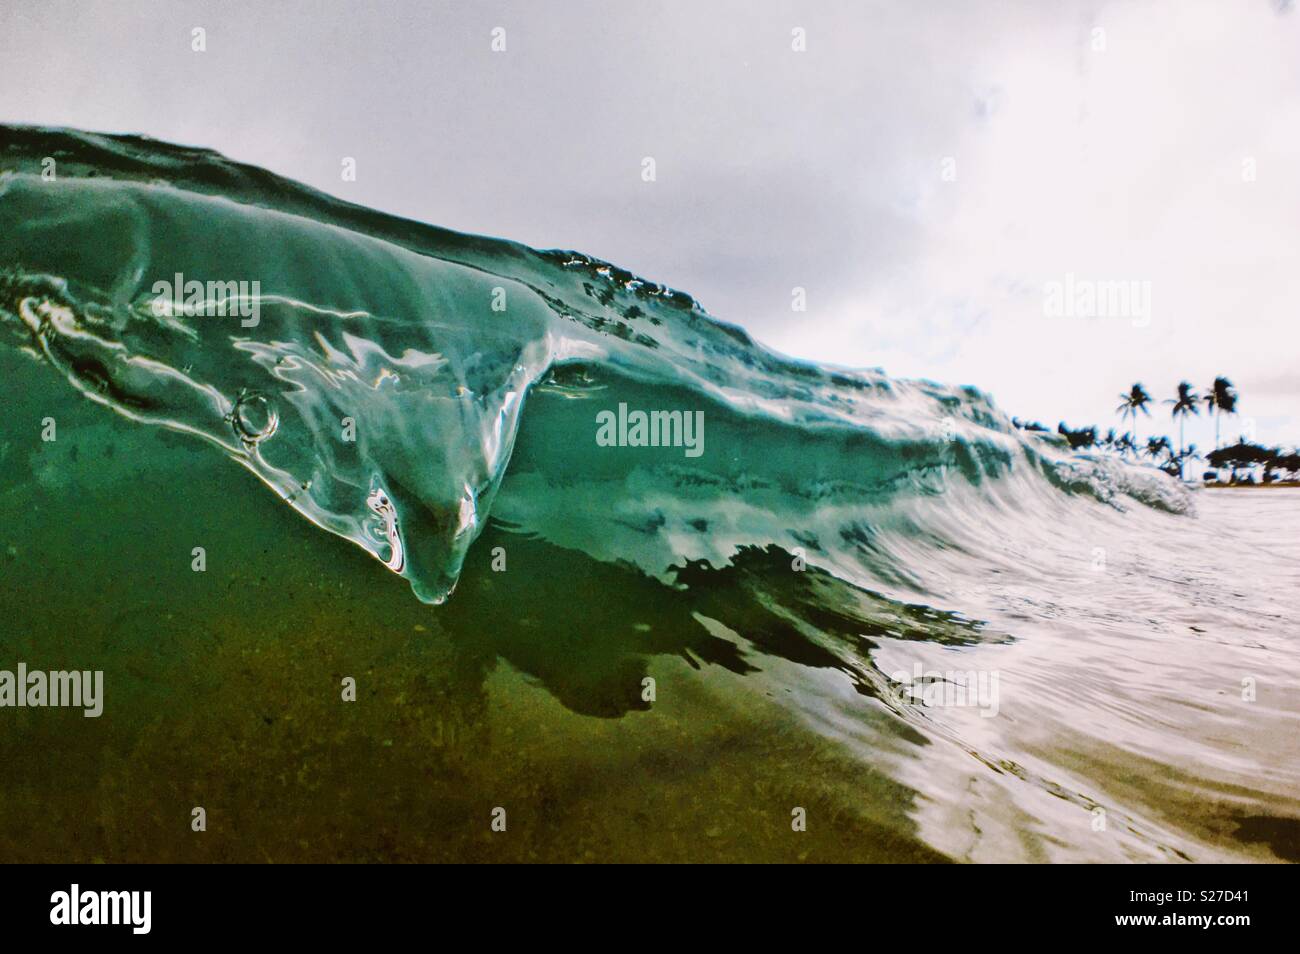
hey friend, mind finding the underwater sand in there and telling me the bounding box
[3,345,1299,862]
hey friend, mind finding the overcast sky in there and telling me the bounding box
[2,0,1297,449]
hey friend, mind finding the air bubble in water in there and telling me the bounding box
[232,391,278,444]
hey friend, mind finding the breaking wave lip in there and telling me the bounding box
[0,125,1191,605]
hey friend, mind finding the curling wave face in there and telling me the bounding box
[0,126,1188,606]
[9,127,1300,865]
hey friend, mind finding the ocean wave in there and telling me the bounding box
[0,125,1190,605]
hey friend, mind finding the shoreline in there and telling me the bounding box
[1200,481,1300,490]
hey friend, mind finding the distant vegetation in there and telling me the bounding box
[1013,377,1300,485]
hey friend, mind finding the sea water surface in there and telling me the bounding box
[0,127,1297,862]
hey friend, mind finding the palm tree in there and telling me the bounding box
[1165,382,1199,477]
[1145,435,1172,461]
[1116,383,1153,449]
[1204,376,1238,449]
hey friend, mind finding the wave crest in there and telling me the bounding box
[0,126,1190,603]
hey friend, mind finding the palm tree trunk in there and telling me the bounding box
[1176,418,1183,478]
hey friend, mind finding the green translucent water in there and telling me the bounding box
[2,127,1296,863]
[0,346,952,862]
